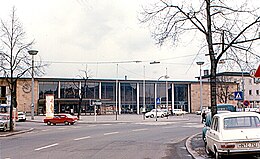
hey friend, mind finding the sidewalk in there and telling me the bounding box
[0,114,206,158]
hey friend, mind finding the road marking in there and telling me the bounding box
[74,136,91,141]
[41,129,49,132]
[35,143,59,151]
[58,127,67,130]
[104,132,119,136]
[88,125,97,127]
[132,128,148,132]
[102,124,112,126]
[182,125,203,128]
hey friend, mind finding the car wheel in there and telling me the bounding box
[3,125,7,132]
[64,121,69,125]
[47,121,51,125]
[150,114,154,118]
[205,144,213,156]
[214,147,221,159]
[71,122,74,125]
[161,114,164,118]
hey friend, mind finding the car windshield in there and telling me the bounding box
[66,114,73,118]
[224,116,260,129]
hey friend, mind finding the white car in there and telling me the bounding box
[172,109,187,116]
[17,112,26,122]
[206,112,260,159]
[0,114,11,131]
[145,109,165,118]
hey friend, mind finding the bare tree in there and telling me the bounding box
[0,7,44,131]
[216,76,236,104]
[140,0,260,117]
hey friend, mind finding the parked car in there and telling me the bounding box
[195,109,210,115]
[0,114,11,131]
[172,109,187,116]
[43,114,78,125]
[145,109,165,118]
[17,112,26,122]
[217,104,236,112]
[205,112,260,159]
[161,109,170,117]
[202,110,231,143]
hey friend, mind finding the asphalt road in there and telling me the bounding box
[0,116,202,159]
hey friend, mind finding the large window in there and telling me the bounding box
[101,82,115,100]
[60,82,79,98]
[140,83,155,111]
[81,82,99,99]
[39,82,58,99]
[120,83,137,113]
[174,84,188,111]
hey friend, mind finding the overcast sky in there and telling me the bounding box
[0,0,222,81]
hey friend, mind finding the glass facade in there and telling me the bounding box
[120,83,137,114]
[174,84,188,111]
[37,79,190,115]
[139,83,155,111]
[39,82,59,99]
[60,82,80,98]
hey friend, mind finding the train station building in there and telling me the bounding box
[0,73,243,115]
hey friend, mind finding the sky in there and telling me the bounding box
[0,0,247,81]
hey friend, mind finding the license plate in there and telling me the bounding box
[237,142,259,148]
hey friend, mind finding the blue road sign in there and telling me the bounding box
[156,98,161,105]
[234,91,243,100]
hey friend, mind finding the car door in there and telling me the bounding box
[207,116,220,150]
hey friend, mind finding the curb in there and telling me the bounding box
[0,128,34,137]
[186,132,204,159]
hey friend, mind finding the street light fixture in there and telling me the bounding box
[156,74,170,121]
[196,61,204,113]
[28,50,38,120]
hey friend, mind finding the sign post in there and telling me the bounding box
[156,97,161,121]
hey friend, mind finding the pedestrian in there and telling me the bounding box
[201,110,206,123]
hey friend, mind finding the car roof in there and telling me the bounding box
[214,112,260,118]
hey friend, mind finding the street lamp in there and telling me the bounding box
[196,61,204,113]
[156,74,170,121]
[28,50,38,120]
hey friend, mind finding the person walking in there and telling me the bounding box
[201,110,206,123]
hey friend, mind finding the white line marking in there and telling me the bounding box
[104,132,119,136]
[41,129,49,132]
[88,125,96,127]
[132,129,148,132]
[58,128,67,130]
[35,143,59,151]
[74,136,91,141]
[102,124,112,126]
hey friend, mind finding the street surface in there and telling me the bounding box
[1,114,202,159]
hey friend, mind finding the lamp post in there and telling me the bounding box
[115,64,118,120]
[156,74,170,121]
[196,61,204,113]
[28,50,38,120]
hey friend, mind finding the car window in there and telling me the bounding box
[211,117,219,132]
[224,116,260,129]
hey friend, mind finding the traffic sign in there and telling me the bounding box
[93,100,102,105]
[234,91,243,100]
[255,65,260,78]
[243,100,250,107]
[156,98,161,105]
[250,69,256,78]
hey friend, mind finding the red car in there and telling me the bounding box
[43,114,78,125]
